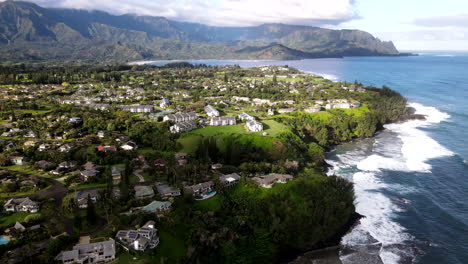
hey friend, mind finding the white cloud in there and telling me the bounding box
[12,0,358,27]
[412,14,468,28]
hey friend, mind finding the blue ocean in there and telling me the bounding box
[147,52,468,264]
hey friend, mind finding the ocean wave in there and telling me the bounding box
[334,102,453,264]
[304,71,339,82]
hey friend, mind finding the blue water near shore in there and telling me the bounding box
[148,52,468,264]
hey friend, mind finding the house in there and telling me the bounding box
[111,166,125,184]
[186,181,214,196]
[277,108,296,114]
[80,169,99,181]
[97,131,106,138]
[120,141,138,151]
[117,105,154,113]
[55,239,116,264]
[154,158,166,169]
[4,198,40,213]
[209,116,236,126]
[142,201,172,214]
[68,117,83,125]
[175,153,188,166]
[58,161,78,169]
[75,189,100,209]
[219,173,241,187]
[11,156,29,166]
[23,140,37,148]
[170,121,197,133]
[305,106,322,113]
[160,98,170,108]
[267,109,275,116]
[252,173,293,188]
[246,120,263,132]
[24,131,36,138]
[204,105,219,117]
[156,183,181,199]
[59,144,73,152]
[238,112,255,121]
[134,185,155,199]
[97,145,117,152]
[35,160,56,170]
[211,163,223,170]
[163,112,198,123]
[116,221,159,252]
[38,143,51,151]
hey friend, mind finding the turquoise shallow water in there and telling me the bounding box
[149,53,468,264]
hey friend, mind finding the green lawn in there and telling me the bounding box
[177,135,202,154]
[70,183,107,190]
[0,212,33,228]
[261,119,288,137]
[191,124,247,137]
[196,196,221,212]
[1,165,50,177]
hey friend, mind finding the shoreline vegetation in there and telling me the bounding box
[0,62,412,263]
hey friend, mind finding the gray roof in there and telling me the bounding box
[187,181,214,193]
[134,185,154,198]
[156,183,181,196]
[219,173,241,184]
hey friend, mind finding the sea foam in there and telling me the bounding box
[336,102,453,264]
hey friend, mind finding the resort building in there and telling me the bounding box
[170,121,198,133]
[238,112,255,121]
[186,181,215,196]
[116,221,159,252]
[204,105,220,117]
[209,116,236,126]
[219,173,241,187]
[4,198,40,213]
[246,120,263,132]
[55,239,116,264]
[163,112,198,123]
[252,173,294,188]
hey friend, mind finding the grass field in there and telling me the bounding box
[0,212,34,228]
[196,196,221,212]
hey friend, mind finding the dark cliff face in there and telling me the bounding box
[0,1,401,63]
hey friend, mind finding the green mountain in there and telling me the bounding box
[0,1,405,63]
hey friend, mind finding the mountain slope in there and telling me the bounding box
[0,1,404,63]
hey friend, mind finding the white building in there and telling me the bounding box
[246,120,263,132]
[170,121,197,133]
[238,112,255,121]
[160,98,170,108]
[210,116,236,126]
[204,105,219,117]
[163,112,198,123]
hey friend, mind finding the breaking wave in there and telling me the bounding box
[328,102,452,264]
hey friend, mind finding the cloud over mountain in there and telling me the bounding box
[5,0,359,26]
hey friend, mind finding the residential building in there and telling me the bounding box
[170,121,197,133]
[252,173,293,188]
[277,108,296,114]
[59,144,73,152]
[55,239,116,264]
[305,105,322,113]
[141,201,172,214]
[75,189,100,209]
[80,169,99,182]
[160,98,170,108]
[11,156,29,166]
[117,105,154,113]
[111,166,124,184]
[186,181,214,196]
[38,143,51,151]
[209,116,236,126]
[68,117,83,125]
[204,105,219,117]
[4,198,40,213]
[163,112,198,123]
[116,221,159,252]
[134,185,155,199]
[97,146,117,152]
[238,112,255,121]
[219,173,241,187]
[246,120,263,132]
[120,141,138,151]
[156,183,181,199]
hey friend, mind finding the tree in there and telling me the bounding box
[86,194,96,225]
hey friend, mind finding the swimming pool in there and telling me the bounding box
[0,236,9,245]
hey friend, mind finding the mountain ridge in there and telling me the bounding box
[0,1,407,64]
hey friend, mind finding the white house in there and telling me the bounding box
[204,105,219,117]
[163,112,198,123]
[160,98,170,108]
[238,112,255,121]
[170,121,197,133]
[246,120,263,132]
[210,116,236,126]
[4,198,40,213]
[120,141,138,151]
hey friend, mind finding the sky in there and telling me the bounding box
[6,0,468,51]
